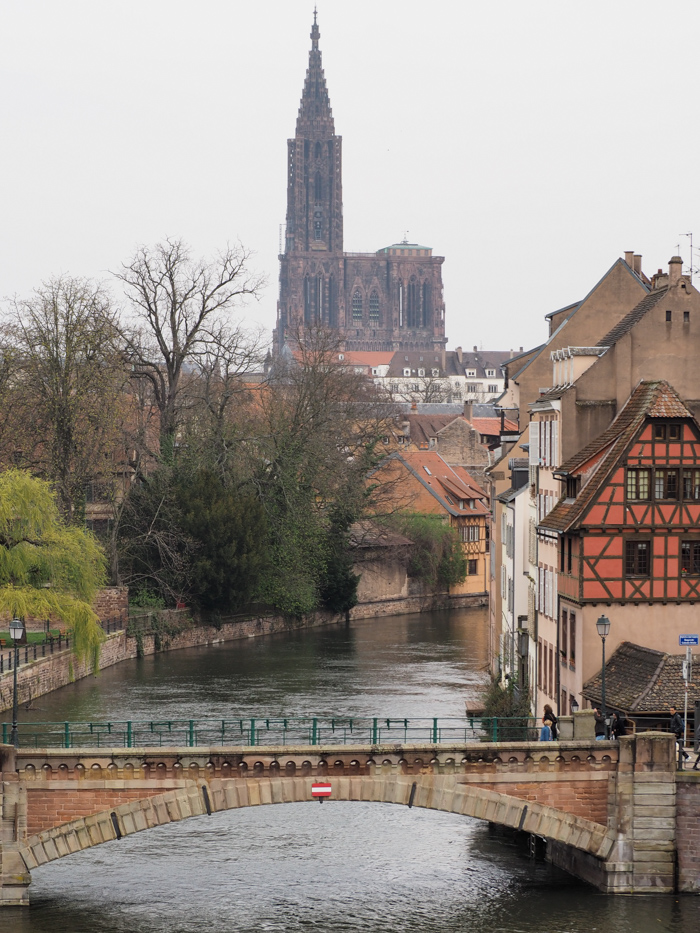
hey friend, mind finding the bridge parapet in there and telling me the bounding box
[0,733,683,905]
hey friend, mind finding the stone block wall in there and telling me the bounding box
[676,774,700,892]
[92,587,128,621]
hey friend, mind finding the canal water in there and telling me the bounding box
[1,609,698,933]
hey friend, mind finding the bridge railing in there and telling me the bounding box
[3,716,541,749]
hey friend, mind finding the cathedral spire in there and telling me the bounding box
[296,11,334,136]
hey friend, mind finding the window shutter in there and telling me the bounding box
[552,420,559,469]
[529,422,540,468]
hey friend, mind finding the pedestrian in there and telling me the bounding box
[542,704,558,740]
[540,719,553,741]
[593,707,606,740]
[669,706,690,762]
[610,710,626,739]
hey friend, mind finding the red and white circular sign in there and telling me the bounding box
[311,782,332,798]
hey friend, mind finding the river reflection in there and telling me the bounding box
[4,609,698,931]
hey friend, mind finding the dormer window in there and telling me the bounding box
[566,476,581,498]
[431,368,439,376]
[418,368,425,377]
[403,368,411,377]
[486,369,496,377]
[466,369,477,377]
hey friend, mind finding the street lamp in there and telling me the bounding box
[596,614,611,739]
[570,696,579,714]
[9,618,24,749]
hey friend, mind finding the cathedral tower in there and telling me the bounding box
[274,14,446,355]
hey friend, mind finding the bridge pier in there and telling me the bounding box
[0,750,30,907]
[548,732,677,893]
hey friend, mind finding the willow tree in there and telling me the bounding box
[0,470,105,666]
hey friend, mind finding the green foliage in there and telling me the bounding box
[118,465,267,612]
[318,507,360,614]
[384,513,467,591]
[174,469,267,612]
[0,469,105,665]
[129,586,166,610]
[481,675,533,740]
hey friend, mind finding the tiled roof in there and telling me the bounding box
[338,352,394,366]
[596,288,668,348]
[387,350,512,379]
[398,451,490,515]
[404,414,461,447]
[349,521,414,549]
[540,381,693,534]
[470,417,518,435]
[582,641,700,715]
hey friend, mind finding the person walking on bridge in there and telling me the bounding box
[670,706,690,763]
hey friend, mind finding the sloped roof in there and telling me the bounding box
[398,451,490,516]
[338,352,394,367]
[540,381,694,534]
[405,413,461,447]
[582,641,699,715]
[470,417,518,435]
[596,287,668,348]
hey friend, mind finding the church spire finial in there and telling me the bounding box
[311,7,320,49]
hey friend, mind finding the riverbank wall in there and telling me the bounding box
[0,590,486,714]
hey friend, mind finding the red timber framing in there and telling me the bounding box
[540,382,700,606]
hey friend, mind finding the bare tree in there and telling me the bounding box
[115,238,265,455]
[1,276,127,522]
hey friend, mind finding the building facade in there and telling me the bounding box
[273,15,446,354]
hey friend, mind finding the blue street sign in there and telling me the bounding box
[679,635,699,646]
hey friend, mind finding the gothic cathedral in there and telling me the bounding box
[273,14,447,354]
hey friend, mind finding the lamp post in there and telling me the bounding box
[596,614,611,739]
[9,618,24,749]
[570,696,579,714]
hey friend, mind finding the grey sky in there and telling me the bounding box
[1,0,698,352]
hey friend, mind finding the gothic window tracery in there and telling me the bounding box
[369,290,380,323]
[352,289,363,323]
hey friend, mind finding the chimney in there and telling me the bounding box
[519,346,523,352]
[669,255,683,287]
[473,345,477,352]
[456,346,463,364]
[463,400,473,422]
[633,254,642,275]
[411,400,418,412]
[624,251,634,267]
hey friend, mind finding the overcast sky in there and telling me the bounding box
[2,0,699,353]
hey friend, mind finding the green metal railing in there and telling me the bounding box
[1,716,540,749]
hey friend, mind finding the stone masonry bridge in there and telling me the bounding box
[1,728,698,905]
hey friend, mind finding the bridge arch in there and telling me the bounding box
[18,773,615,874]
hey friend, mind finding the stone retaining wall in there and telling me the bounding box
[0,611,342,714]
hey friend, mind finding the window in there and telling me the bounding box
[684,311,690,323]
[684,470,700,499]
[654,424,666,440]
[432,368,440,377]
[669,424,681,440]
[569,612,576,667]
[486,369,496,377]
[467,383,478,393]
[488,384,498,394]
[403,368,411,376]
[626,468,651,500]
[561,610,568,664]
[666,310,672,322]
[681,541,700,575]
[418,368,425,377]
[655,469,679,499]
[625,540,650,576]
[466,559,478,575]
[352,290,363,322]
[466,369,477,377]
[461,524,479,542]
[369,290,380,322]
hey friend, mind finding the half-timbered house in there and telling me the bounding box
[540,380,700,708]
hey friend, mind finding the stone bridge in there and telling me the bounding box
[0,731,697,906]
